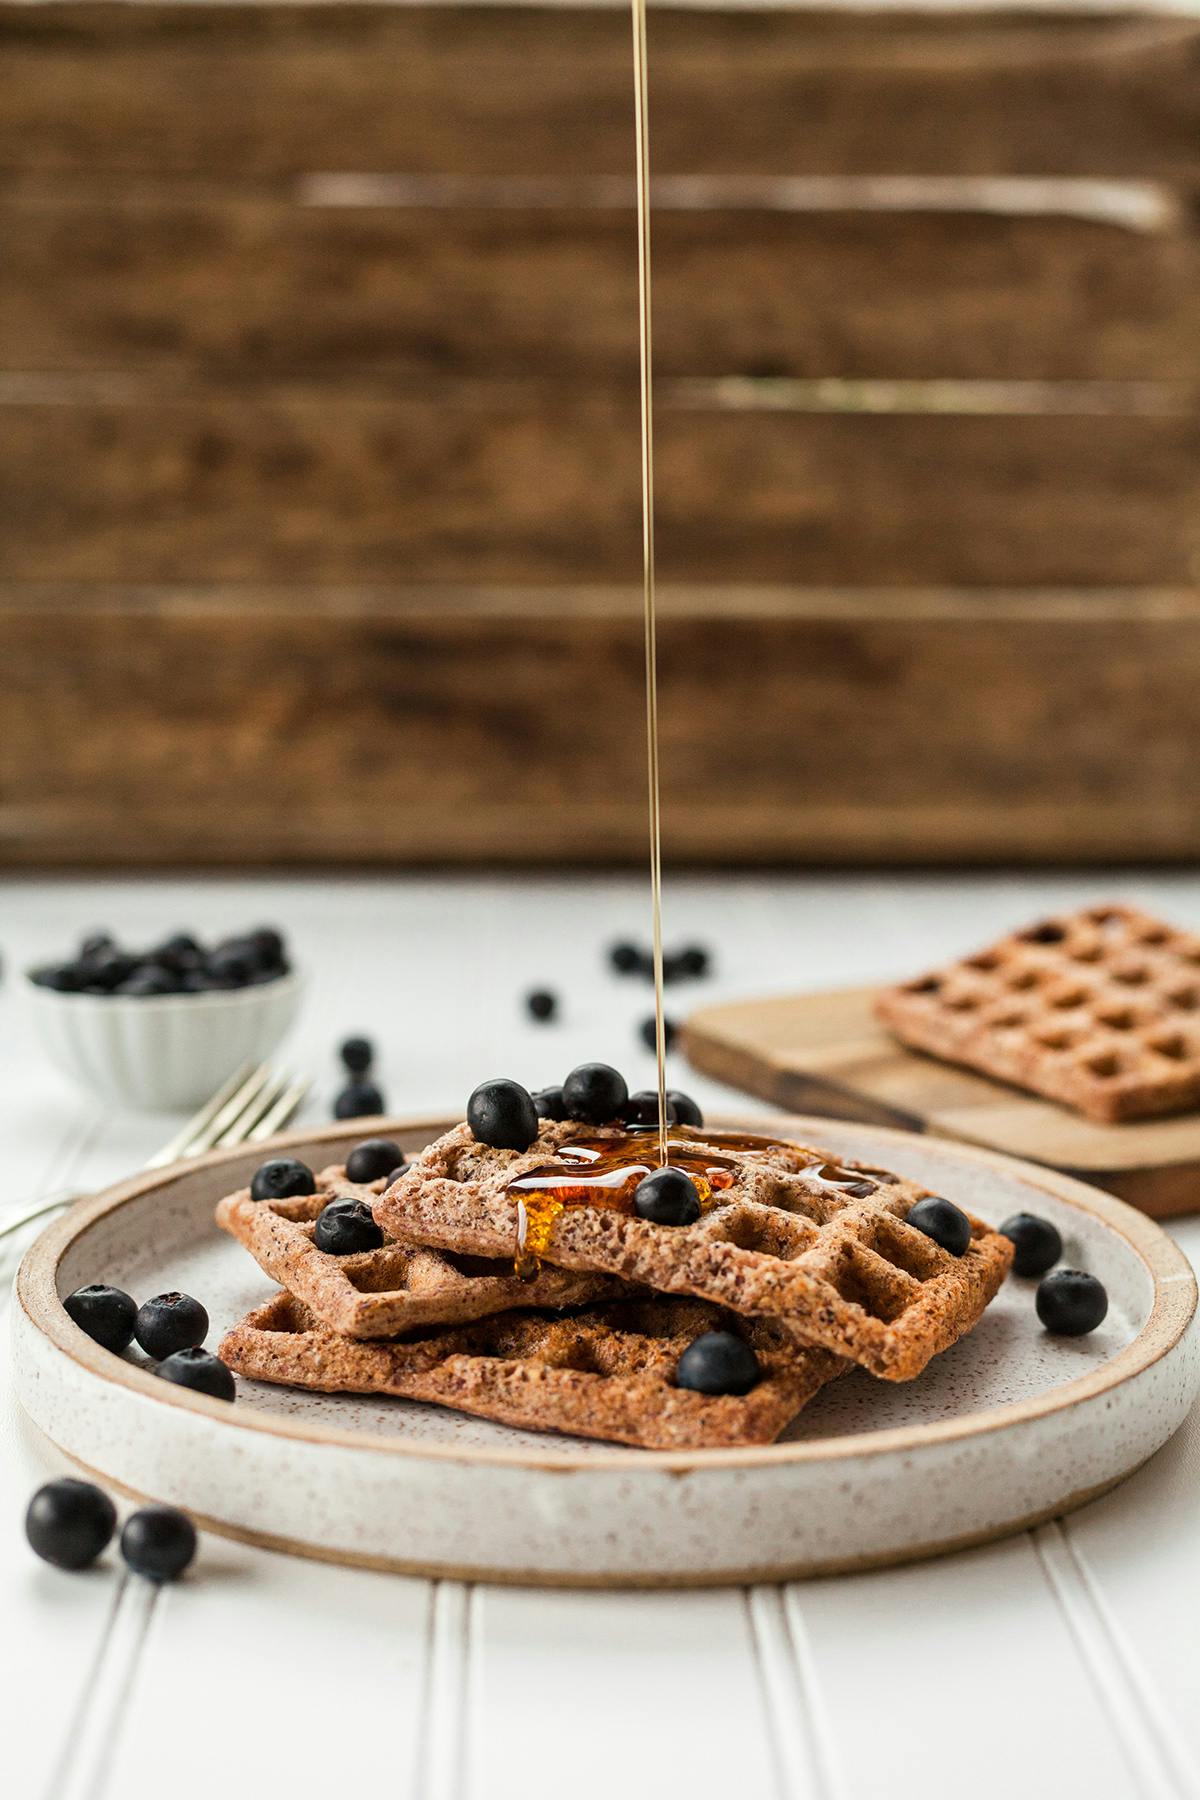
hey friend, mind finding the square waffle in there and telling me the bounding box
[374,1123,1012,1380]
[216,1162,616,1338]
[219,1290,848,1450]
[875,902,1200,1124]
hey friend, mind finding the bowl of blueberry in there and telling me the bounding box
[22,926,302,1111]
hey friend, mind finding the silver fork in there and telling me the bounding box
[0,1061,311,1242]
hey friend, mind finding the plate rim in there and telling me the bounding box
[16,1111,1197,1476]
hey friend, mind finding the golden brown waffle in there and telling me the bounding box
[216,1163,616,1338]
[875,902,1200,1124]
[219,1290,848,1450]
[375,1124,1012,1381]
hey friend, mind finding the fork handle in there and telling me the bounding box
[0,1192,79,1242]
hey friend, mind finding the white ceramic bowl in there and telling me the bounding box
[20,969,303,1111]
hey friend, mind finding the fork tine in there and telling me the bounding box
[214,1068,292,1148]
[171,1063,275,1161]
[248,1076,311,1141]
[143,1062,258,1169]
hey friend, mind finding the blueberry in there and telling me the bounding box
[678,945,711,979]
[1037,1270,1108,1337]
[63,1284,137,1355]
[79,931,117,961]
[120,1506,197,1582]
[633,1167,701,1226]
[25,1479,116,1571]
[385,1167,407,1188]
[156,1347,236,1401]
[334,1079,385,1120]
[1000,1211,1063,1279]
[609,941,643,975]
[314,1198,384,1255]
[30,962,89,993]
[639,1015,678,1053]
[247,926,286,968]
[623,1089,674,1127]
[250,1157,316,1202]
[339,1035,374,1075]
[675,1332,760,1396]
[467,1079,539,1150]
[662,952,690,985]
[345,1137,403,1184]
[666,1090,703,1128]
[205,942,256,989]
[116,967,176,997]
[82,948,136,991]
[152,933,203,973]
[136,1292,209,1361]
[562,1063,628,1124]
[526,989,558,1023]
[907,1196,972,1257]
[533,1085,568,1122]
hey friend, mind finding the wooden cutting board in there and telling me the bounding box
[682,986,1200,1219]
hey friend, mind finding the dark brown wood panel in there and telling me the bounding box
[1,6,1197,180]
[0,384,1194,587]
[4,585,1200,865]
[4,187,1195,382]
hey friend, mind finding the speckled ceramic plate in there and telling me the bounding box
[12,1114,1199,1585]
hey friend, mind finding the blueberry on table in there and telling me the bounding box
[562,1063,628,1124]
[63,1284,137,1355]
[25,1479,116,1571]
[467,1079,540,1150]
[136,1292,209,1361]
[156,1347,236,1401]
[639,1015,678,1053]
[907,1196,972,1257]
[526,989,558,1023]
[250,1157,316,1202]
[314,1198,384,1255]
[1037,1270,1108,1337]
[1000,1211,1063,1279]
[339,1035,375,1075]
[345,1137,404,1184]
[633,1167,701,1226]
[120,1506,197,1583]
[533,1085,568,1122]
[609,941,644,975]
[666,1090,703,1128]
[678,945,711,979]
[675,1332,760,1396]
[334,1079,385,1120]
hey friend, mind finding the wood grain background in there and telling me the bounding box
[2,3,1199,865]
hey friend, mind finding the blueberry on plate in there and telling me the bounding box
[25,1478,117,1571]
[562,1063,628,1125]
[136,1292,209,1361]
[314,1198,384,1255]
[467,1079,539,1150]
[639,1015,678,1053]
[623,1089,672,1127]
[250,1157,316,1203]
[633,1167,701,1226]
[666,1090,703,1128]
[1036,1270,1108,1337]
[120,1506,197,1582]
[63,1284,137,1355]
[1000,1211,1063,1279]
[156,1347,236,1401]
[533,1085,568,1122]
[675,1332,760,1396]
[345,1137,403,1184]
[334,1079,385,1120]
[526,989,558,1023]
[907,1196,972,1257]
[339,1034,375,1075]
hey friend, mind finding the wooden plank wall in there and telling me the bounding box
[2,3,1199,865]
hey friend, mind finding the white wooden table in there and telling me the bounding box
[3,871,1199,1800]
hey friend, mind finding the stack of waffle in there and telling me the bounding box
[218,1124,1013,1451]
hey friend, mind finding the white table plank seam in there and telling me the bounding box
[38,1573,158,1800]
[414,1580,473,1800]
[747,1585,845,1800]
[1032,1521,1198,1800]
